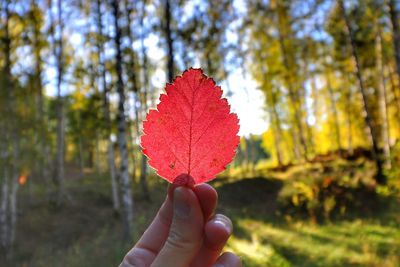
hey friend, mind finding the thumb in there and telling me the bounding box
[151,187,204,267]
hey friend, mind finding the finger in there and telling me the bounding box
[168,175,217,221]
[193,183,218,221]
[121,194,173,267]
[121,183,218,267]
[170,183,217,220]
[167,174,195,200]
[212,252,242,267]
[151,187,204,267]
[191,214,232,267]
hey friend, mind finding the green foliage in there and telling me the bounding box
[385,141,400,194]
[279,175,372,221]
[235,135,270,166]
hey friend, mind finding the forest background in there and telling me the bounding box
[0,0,399,266]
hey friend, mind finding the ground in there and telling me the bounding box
[6,159,400,267]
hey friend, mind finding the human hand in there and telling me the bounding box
[119,181,241,267]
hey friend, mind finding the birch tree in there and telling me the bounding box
[164,0,174,82]
[375,16,391,169]
[388,0,400,85]
[49,0,67,203]
[95,0,120,212]
[0,0,20,258]
[273,0,309,161]
[338,0,385,184]
[111,0,134,239]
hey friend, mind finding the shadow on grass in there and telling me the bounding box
[216,174,396,223]
[213,176,399,266]
[214,177,283,218]
[7,170,399,267]
[256,221,399,267]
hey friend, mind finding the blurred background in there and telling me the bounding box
[0,0,400,266]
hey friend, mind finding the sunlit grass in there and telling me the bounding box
[12,159,400,267]
[228,218,400,267]
[227,235,291,267]
[24,215,399,267]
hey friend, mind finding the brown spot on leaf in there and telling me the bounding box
[210,158,219,167]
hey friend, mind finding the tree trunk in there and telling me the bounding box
[263,70,284,166]
[387,64,400,125]
[269,105,283,166]
[0,1,18,258]
[127,121,137,183]
[389,0,400,93]
[0,4,12,252]
[301,55,315,155]
[165,0,175,82]
[325,70,342,152]
[112,0,134,240]
[138,1,150,201]
[310,77,319,127]
[125,0,143,186]
[31,0,48,187]
[344,74,354,155]
[320,42,341,153]
[289,128,301,162]
[49,0,66,203]
[96,0,120,212]
[94,133,100,174]
[339,0,385,184]
[55,98,66,201]
[242,138,249,171]
[133,97,150,200]
[78,135,84,176]
[107,141,120,211]
[275,2,308,161]
[376,27,391,169]
[9,139,19,251]
[0,168,10,258]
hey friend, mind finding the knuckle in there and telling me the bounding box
[119,252,146,267]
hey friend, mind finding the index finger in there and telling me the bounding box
[121,194,173,267]
[121,183,218,266]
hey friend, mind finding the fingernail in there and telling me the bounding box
[173,173,195,187]
[214,214,232,233]
[174,187,191,218]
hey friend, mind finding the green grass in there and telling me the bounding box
[229,218,400,267]
[5,160,400,267]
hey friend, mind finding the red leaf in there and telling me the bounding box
[141,68,240,185]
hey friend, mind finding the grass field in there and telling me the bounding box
[8,159,400,267]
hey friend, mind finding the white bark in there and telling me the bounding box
[8,131,19,249]
[9,184,17,246]
[96,0,121,212]
[49,0,66,203]
[0,1,19,258]
[0,169,10,251]
[113,0,134,239]
[108,142,120,211]
[139,5,150,200]
[376,28,391,169]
